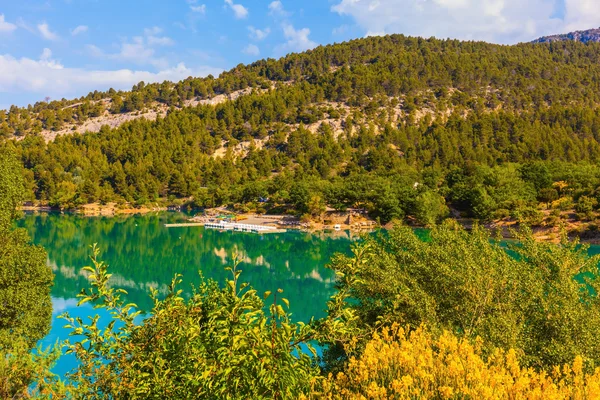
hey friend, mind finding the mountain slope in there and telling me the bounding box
[532,27,600,44]
[4,34,600,140]
[5,34,600,229]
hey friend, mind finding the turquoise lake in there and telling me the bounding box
[19,212,359,377]
[18,212,600,378]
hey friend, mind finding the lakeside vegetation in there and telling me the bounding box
[4,145,600,398]
[0,150,59,398]
[5,32,600,398]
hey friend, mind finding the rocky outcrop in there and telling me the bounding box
[533,28,600,44]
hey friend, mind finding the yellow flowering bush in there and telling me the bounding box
[319,325,600,400]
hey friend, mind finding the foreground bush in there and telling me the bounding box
[0,339,64,399]
[0,147,59,398]
[328,221,600,370]
[320,325,600,400]
[62,246,356,399]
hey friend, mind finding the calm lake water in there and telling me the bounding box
[19,212,600,378]
[19,212,358,377]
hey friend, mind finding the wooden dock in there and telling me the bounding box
[164,223,205,228]
[165,221,286,234]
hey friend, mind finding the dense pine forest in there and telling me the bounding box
[5,34,600,226]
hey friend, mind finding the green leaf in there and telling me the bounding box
[77,297,92,306]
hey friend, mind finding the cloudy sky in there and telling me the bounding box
[0,0,598,109]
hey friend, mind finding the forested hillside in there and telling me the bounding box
[5,34,600,227]
[5,34,600,138]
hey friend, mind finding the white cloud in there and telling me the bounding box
[274,23,317,56]
[15,18,34,34]
[563,0,600,32]
[85,44,104,58]
[0,51,222,98]
[121,37,161,65]
[0,15,17,33]
[88,29,174,68]
[268,1,290,17]
[248,26,270,40]
[37,22,59,41]
[331,0,600,44]
[147,35,175,46]
[190,4,206,13]
[332,25,349,35]
[39,48,57,64]
[243,43,260,56]
[174,21,187,30]
[224,0,248,19]
[70,25,88,36]
[143,26,163,36]
[87,37,166,68]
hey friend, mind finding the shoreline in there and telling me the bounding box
[187,210,378,235]
[20,204,600,244]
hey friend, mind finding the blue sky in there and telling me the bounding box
[0,0,597,110]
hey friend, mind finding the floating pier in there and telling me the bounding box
[164,223,205,228]
[165,220,286,234]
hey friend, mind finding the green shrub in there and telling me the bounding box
[61,247,357,399]
[575,196,598,214]
[327,222,600,370]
